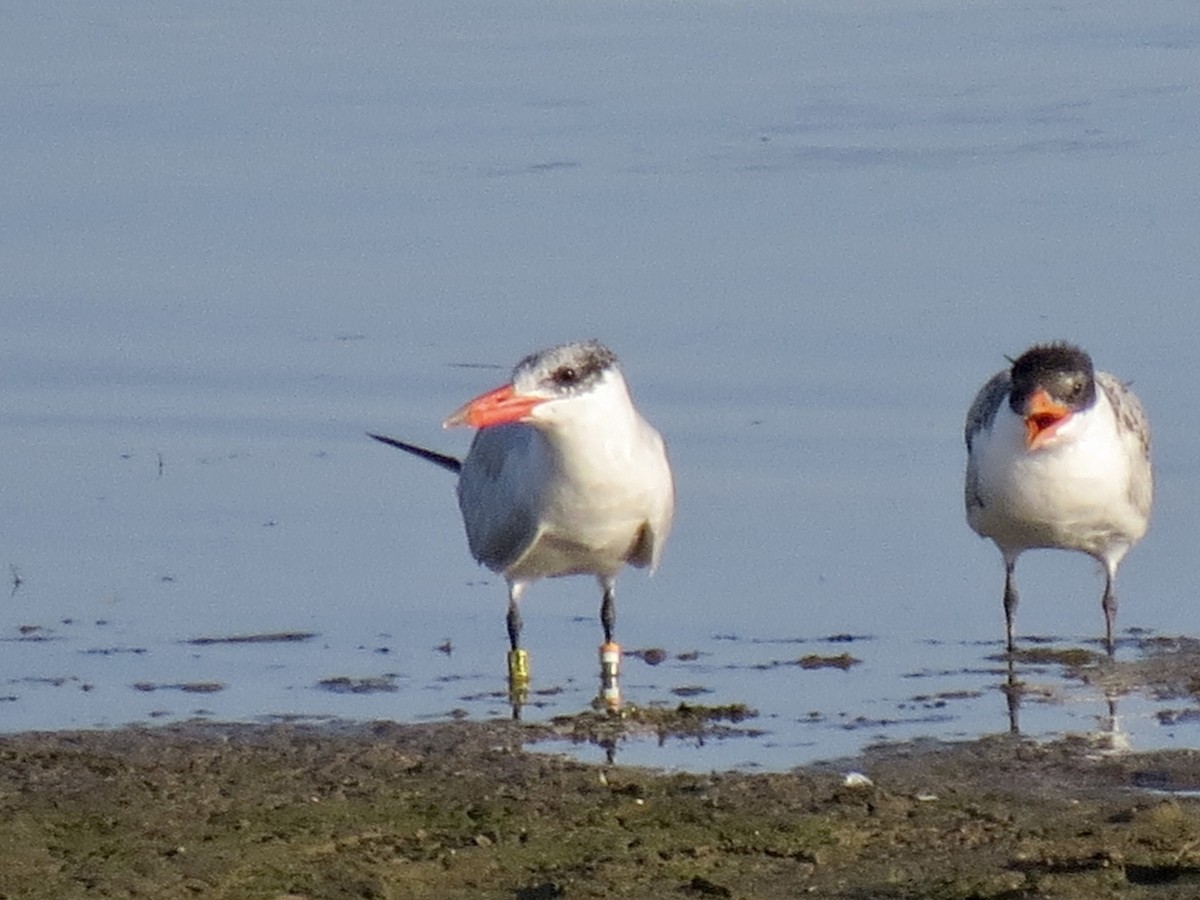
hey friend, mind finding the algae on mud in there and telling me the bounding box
[4,715,1200,899]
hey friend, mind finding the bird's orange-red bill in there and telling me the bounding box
[1024,388,1071,448]
[444,384,542,429]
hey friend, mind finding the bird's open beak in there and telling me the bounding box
[1024,388,1071,449]
[444,384,543,429]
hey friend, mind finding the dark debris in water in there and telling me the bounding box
[544,701,761,749]
[625,647,706,664]
[1156,708,1200,726]
[7,624,61,643]
[457,690,556,712]
[187,631,318,646]
[836,711,956,732]
[741,633,874,646]
[1141,635,1200,655]
[132,681,226,694]
[627,646,668,666]
[317,675,399,695]
[750,652,862,672]
[16,676,77,688]
[81,646,148,656]
[796,653,861,670]
[1006,646,1103,667]
[908,689,984,707]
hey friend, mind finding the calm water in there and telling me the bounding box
[4,0,1200,770]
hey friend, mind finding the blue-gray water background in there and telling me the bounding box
[4,1,1200,770]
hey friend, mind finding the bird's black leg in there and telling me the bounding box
[600,581,616,645]
[1003,560,1019,654]
[1102,570,1117,657]
[504,582,530,719]
[506,599,523,652]
[598,577,621,712]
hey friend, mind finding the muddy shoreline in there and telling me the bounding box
[4,714,1200,899]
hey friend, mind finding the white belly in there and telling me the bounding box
[968,407,1146,561]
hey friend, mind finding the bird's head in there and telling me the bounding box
[1007,342,1096,449]
[444,340,622,430]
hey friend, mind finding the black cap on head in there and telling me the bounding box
[1008,342,1096,414]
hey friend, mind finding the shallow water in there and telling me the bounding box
[4,0,1200,771]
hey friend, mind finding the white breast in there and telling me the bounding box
[967,388,1147,560]
[456,373,674,584]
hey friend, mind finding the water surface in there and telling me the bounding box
[4,0,1200,770]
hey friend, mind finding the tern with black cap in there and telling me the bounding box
[964,342,1152,653]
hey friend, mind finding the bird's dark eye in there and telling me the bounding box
[554,366,578,386]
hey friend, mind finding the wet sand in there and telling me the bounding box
[4,707,1200,899]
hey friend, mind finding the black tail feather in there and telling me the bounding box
[368,433,462,474]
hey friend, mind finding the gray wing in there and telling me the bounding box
[964,369,1011,451]
[1097,372,1153,518]
[1097,372,1151,458]
[628,429,675,572]
[455,425,543,574]
[964,369,1010,515]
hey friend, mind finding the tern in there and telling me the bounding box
[964,342,1152,653]
[370,340,674,692]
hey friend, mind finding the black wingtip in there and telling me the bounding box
[367,433,462,474]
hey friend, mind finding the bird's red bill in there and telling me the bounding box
[1024,389,1071,448]
[444,384,542,429]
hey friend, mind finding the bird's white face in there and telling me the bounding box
[522,367,627,431]
[1007,343,1096,452]
[443,340,620,431]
